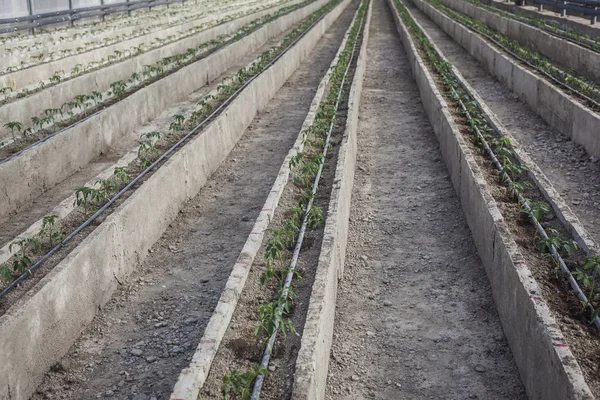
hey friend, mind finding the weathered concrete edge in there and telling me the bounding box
[390,0,595,398]
[0,0,330,222]
[168,1,353,399]
[0,0,350,399]
[411,0,600,158]
[290,1,370,399]
[438,0,600,83]
[0,0,301,139]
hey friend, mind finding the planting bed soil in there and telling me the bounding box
[402,0,600,271]
[25,0,359,398]
[325,0,526,398]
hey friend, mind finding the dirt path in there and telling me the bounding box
[31,2,359,399]
[404,0,600,247]
[324,0,526,398]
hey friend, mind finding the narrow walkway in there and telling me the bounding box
[325,0,526,398]
[405,0,600,245]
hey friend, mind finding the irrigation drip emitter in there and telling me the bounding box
[0,0,320,166]
[425,0,600,110]
[249,2,366,398]
[0,0,337,299]
[451,86,600,330]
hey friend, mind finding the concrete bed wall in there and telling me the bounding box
[0,0,328,223]
[388,0,595,398]
[412,0,600,158]
[0,0,347,398]
[0,0,285,90]
[290,1,371,399]
[438,0,600,85]
[0,0,303,141]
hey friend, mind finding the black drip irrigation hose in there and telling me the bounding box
[0,0,318,167]
[450,86,600,330]
[431,2,600,110]
[0,2,335,300]
[249,5,366,399]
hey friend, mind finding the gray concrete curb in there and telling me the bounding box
[389,0,595,398]
[290,1,371,399]
[410,0,600,158]
[0,0,329,222]
[438,0,600,83]
[168,3,354,399]
[0,1,348,399]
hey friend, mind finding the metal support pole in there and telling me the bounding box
[562,0,567,16]
[592,7,597,24]
[538,1,543,11]
[100,0,105,21]
[68,0,73,27]
[27,0,35,34]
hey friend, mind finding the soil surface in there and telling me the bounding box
[325,0,527,398]
[405,1,600,249]
[31,2,358,399]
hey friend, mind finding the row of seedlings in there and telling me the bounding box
[218,1,367,398]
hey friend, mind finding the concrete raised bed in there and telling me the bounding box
[0,0,347,399]
[0,0,328,222]
[438,0,600,83]
[0,0,285,91]
[411,0,600,158]
[389,0,595,398]
[481,0,600,40]
[0,0,302,141]
[169,2,354,398]
[290,2,370,400]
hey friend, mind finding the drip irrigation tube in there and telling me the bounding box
[429,1,600,109]
[0,0,317,166]
[450,85,600,330]
[0,0,337,300]
[249,4,365,399]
